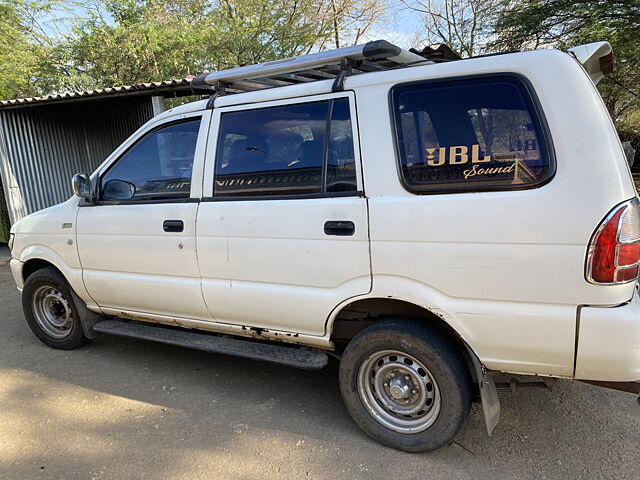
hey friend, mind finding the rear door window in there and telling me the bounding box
[214,98,358,198]
[391,76,554,193]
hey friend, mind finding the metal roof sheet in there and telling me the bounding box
[0,78,197,109]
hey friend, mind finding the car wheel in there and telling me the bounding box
[22,267,88,350]
[339,319,472,452]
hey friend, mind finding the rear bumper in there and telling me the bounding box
[9,258,24,291]
[575,290,640,382]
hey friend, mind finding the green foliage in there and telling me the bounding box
[0,0,54,99]
[0,171,9,242]
[209,0,333,68]
[493,0,640,131]
[51,0,213,90]
[0,0,340,95]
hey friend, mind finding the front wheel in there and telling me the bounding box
[22,267,88,350]
[339,320,472,452]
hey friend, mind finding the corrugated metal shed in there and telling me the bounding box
[0,79,203,234]
[0,97,153,223]
[0,79,194,108]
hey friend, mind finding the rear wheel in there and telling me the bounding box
[22,267,88,349]
[339,320,471,452]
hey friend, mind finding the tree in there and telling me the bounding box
[0,0,392,100]
[325,0,388,49]
[47,0,218,90]
[0,0,53,99]
[44,0,388,92]
[493,0,640,131]
[208,0,334,68]
[401,0,500,57]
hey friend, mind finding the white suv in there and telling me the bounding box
[8,40,639,452]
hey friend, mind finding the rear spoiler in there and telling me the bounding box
[568,41,613,85]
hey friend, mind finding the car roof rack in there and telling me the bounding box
[191,40,429,96]
[409,43,462,62]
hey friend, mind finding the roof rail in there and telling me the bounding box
[191,40,429,95]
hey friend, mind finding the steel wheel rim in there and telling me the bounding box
[31,285,73,339]
[357,349,441,433]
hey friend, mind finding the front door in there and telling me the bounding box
[77,112,212,321]
[198,93,371,336]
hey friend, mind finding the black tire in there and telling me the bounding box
[339,319,472,452]
[22,267,88,350]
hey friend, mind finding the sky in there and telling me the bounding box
[364,5,426,49]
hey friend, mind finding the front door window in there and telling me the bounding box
[100,119,201,202]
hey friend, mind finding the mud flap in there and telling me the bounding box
[466,346,501,435]
[70,289,103,340]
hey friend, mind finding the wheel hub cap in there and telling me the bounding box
[388,376,412,400]
[357,350,441,433]
[32,285,73,339]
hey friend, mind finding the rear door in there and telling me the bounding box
[197,92,371,336]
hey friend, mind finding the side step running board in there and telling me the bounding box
[93,319,329,370]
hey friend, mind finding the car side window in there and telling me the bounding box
[327,99,357,193]
[214,98,357,198]
[391,76,554,193]
[100,119,201,202]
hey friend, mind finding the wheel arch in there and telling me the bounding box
[22,258,62,283]
[17,245,96,309]
[20,254,102,339]
[330,297,464,342]
[329,297,480,378]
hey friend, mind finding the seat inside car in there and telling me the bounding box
[224,138,269,173]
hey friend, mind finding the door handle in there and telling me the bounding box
[324,220,355,236]
[163,220,184,233]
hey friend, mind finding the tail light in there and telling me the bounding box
[586,198,640,284]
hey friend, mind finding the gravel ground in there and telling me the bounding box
[0,261,638,480]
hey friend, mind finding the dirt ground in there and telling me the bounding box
[0,257,638,480]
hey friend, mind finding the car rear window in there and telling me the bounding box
[391,75,554,193]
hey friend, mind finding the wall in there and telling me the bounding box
[0,97,154,226]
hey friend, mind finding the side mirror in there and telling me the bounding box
[102,179,136,201]
[72,173,94,199]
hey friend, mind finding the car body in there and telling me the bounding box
[8,40,640,452]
